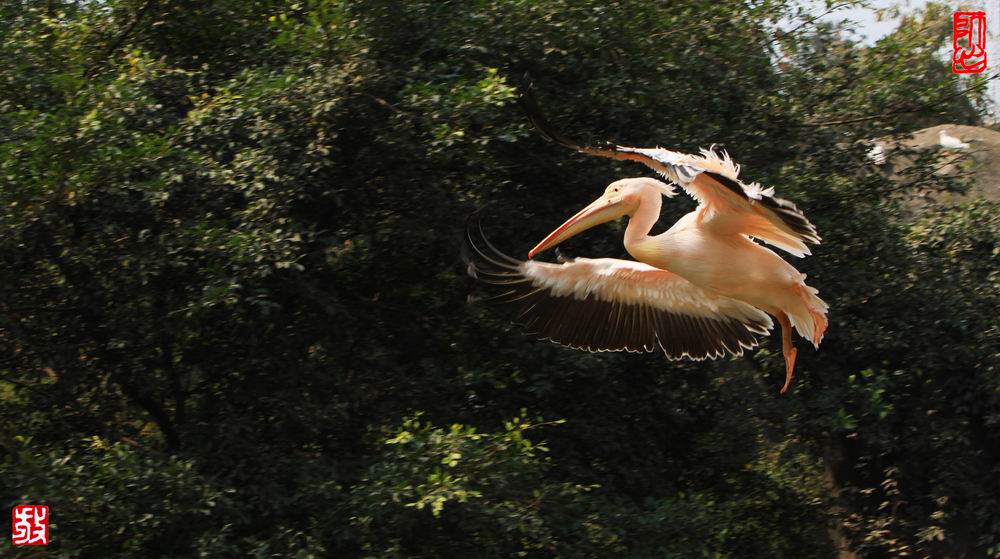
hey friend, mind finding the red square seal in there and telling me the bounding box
[11,505,49,547]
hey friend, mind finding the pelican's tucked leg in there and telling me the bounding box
[777,311,797,394]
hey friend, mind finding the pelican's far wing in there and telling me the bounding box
[630,148,822,256]
[520,84,821,257]
[465,219,772,359]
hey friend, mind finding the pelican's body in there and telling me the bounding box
[627,201,819,339]
[466,87,828,393]
[653,219,794,298]
[631,208,792,297]
[606,177,826,351]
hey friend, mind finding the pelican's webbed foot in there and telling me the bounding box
[777,311,798,395]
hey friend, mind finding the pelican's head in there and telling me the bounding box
[528,177,674,259]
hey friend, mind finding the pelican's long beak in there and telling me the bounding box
[528,195,629,259]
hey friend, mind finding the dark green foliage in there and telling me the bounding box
[1,1,997,557]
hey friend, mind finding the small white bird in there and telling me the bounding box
[866,142,887,165]
[938,129,970,150]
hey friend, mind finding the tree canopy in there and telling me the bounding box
[1,1,998,557]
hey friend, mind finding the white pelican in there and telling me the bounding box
[466,92,828,394]
[938,129,970,150]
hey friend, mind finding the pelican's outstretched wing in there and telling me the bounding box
[521,84,821,257]
[465,219,772,359]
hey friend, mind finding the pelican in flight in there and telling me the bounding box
[466,91,828,394]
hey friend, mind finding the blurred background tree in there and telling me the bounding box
[1,0,997,557]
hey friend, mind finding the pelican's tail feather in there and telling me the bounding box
[786,275,828,348]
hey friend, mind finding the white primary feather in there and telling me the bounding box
[522,258,772,328]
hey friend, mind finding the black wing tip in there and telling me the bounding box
[518,77,594,152]
[525,295,771,363]
[703,170,750,201]
[759,194,822,245]
[541,337,659,355]
[464,213,527,285]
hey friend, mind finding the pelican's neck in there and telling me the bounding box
[623,194,661,262]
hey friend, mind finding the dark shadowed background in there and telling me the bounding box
[1,1,998,557]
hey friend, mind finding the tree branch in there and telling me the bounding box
[84,0,157,79]
[798,73,998,127]
[119,379,181,451]
[34,220,182,451]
